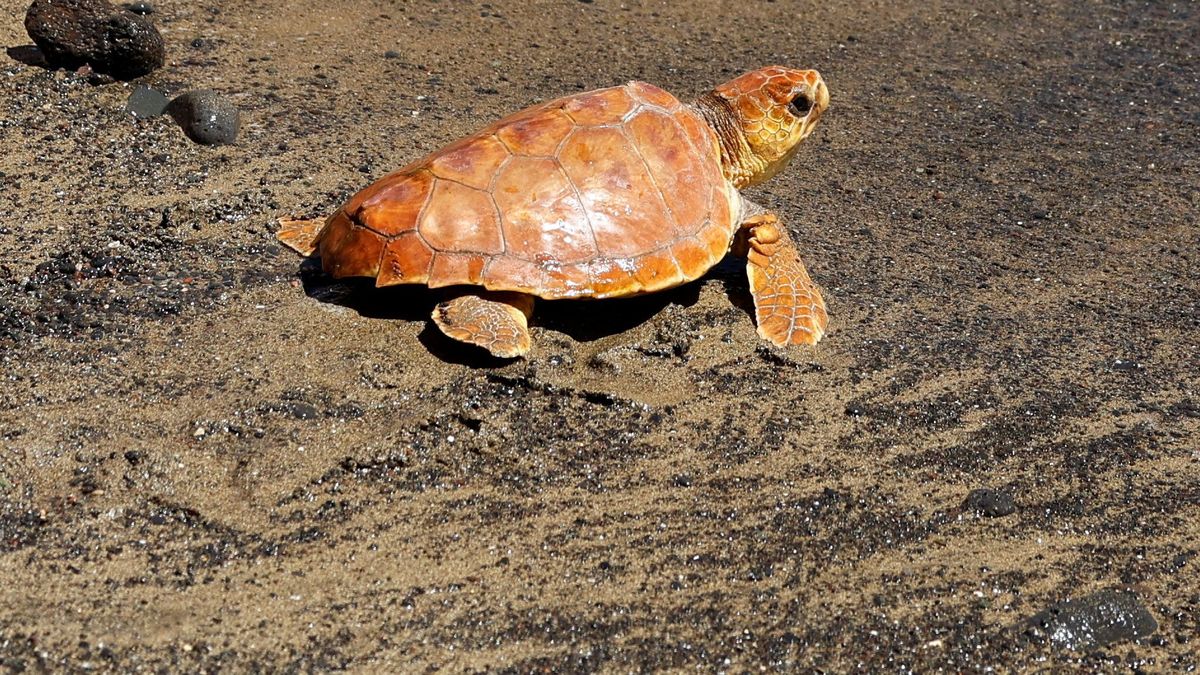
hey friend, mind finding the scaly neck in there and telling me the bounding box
[691,93,765,189]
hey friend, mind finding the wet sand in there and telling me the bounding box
[1,0,1197,670]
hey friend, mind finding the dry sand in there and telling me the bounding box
[1,0,1197,670]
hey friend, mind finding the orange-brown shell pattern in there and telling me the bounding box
[315,81,736,299]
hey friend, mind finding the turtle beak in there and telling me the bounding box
[815,80,829,114]
[802,80,829,136]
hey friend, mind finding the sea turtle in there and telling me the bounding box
[278,66,830,357]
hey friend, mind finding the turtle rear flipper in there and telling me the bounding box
[277,217,326,256]
[432,292,536,358]
[743,214,828,346]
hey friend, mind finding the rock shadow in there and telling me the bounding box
[6,45,47,68]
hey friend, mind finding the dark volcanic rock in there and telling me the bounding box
[24,0,165,80]
[166,90,241,145]
[1024,588,1158,652]
[963,487,1016,517]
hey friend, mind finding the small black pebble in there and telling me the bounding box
[672,474,693,488]
[287,402,318,420]
[383,50,400,59]
[963,487,1016,517]
[86,69,116,85]
[126,84,168,118]
[123,1,153,13]
[1170,551,1196,570]
[747,564,773,581]
[844,403,866,417]
[166,89,241,145]
[1024,588,1157,651]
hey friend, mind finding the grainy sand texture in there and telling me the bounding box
[1,0,1197,670]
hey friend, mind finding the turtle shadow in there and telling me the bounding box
[297,262,528,367]
[534,284,701,343]
[299,262,431,323]
[534,255,756,342]
[296,254,757,363]
[708,255,756,316]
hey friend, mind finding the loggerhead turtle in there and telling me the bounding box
[278,66,830,357]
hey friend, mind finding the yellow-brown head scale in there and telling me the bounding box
[694,66,829,188]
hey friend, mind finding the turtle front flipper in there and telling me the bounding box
[432,291,536,358]
[742,213,828,346]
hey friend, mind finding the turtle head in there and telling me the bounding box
[695,66,829,188]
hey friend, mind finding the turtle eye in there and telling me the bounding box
[789,93,813,117]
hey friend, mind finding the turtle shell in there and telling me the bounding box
[315,81,738,299]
